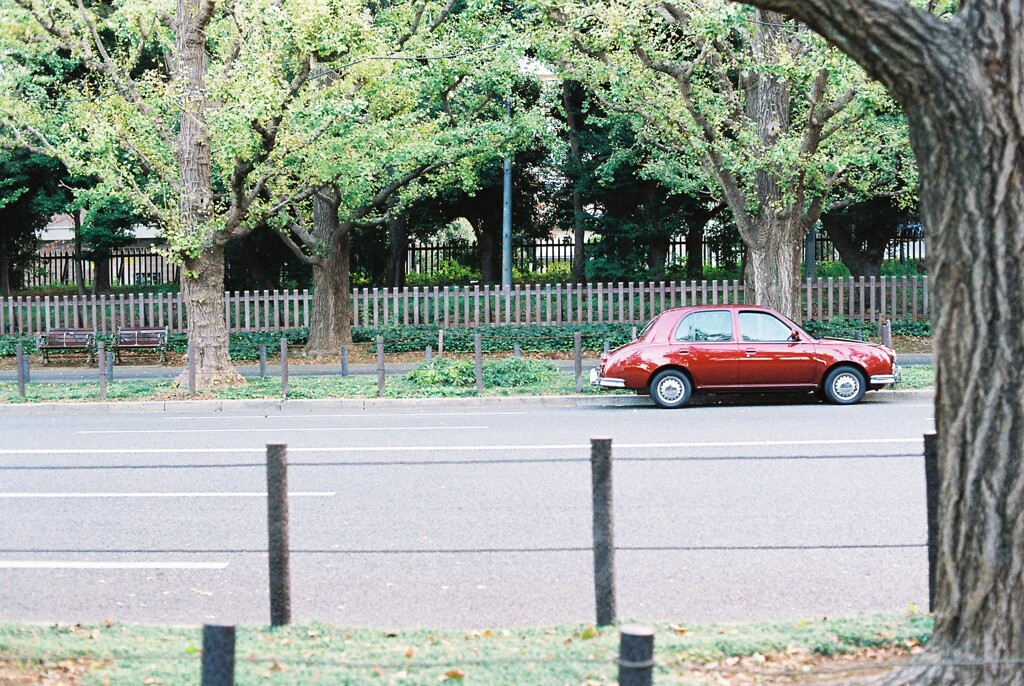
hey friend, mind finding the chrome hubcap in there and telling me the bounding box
[832,373,860,400]
[657,377,685,403]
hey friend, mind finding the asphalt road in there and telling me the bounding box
[0,393,935,628]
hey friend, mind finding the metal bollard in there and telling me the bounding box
[340,346,349,377]
[97,342,107,400]
[574,332,583,393]
[376,337,385,396]
[604,341,610,356]
[425,345,432,362]
[21,347,30,384]
[514,343,521,359]
[107,351,115,382]
[591,437,617,627]
[881,320,893,348]
[15,343,25,399]
[201,624,236,686]
[280,338,289,398]
[259,344,267,378]
[618,626,655,686]
[266,444,291,627]
[474,334,483,394]
[187,340,196,396]
[924,432,939,612]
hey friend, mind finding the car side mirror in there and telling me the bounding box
[790,329,801,341]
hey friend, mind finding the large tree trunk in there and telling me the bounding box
[175,245,242,388]
[0,248,10,298]
[563,80,588,284]
[172,0,241,388]
[476,217,502,284]
[73,211,86,297]
[305,188,352,359]
[385,213,408,289]
[238,235,281,290]
[684,221,704,280]
[744,217,805,321]
[729,1,1024,683]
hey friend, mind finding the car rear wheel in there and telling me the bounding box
[650,369,692,409]
[822,366,866,405]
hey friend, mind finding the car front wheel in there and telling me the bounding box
[650,369,692,409]
[822,366,866,405]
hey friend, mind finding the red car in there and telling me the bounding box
[591,305,901,408]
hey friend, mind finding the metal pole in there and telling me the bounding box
[803,225,816,280]
[475,333,483,394]
[187,340,196,396]
[924,432,939,613]
[280,338,289,398]
[603,341,610,356]
[438,330,445,358]
[513,343,521,359]
[425,345,432,362]
[266,444,291,627]
[574,332,583,393]
[376,336,385,397]
[15,343,25,399]
[618,626,655,686]
[501,102,513,290]
[107,351,115,382]
[340,346,349,377]
[97,341,107,401]
[21,347,29,384]
[201,625,236,686]
[259,345,267,378]
[591,437,617,627]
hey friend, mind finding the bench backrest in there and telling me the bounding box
[43,329,95,346]
[116,328,168,345]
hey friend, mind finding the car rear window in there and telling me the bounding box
[675,311,734,342]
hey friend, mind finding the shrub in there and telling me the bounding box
[482,358,560,387]
[405,358,476,387]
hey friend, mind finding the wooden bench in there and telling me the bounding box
[37,328,97,365]
[111,326,169,364]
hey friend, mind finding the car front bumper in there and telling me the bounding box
[590,368,626,388]
[870,364,903,385]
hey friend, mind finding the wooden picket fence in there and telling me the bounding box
[0,276,928,336]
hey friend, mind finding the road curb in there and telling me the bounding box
[0,388,934,415]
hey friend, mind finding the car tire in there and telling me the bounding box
[649,369,692,409]
[822,366,866,405]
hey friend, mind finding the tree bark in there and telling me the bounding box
[73,211,86,297]
[238,235,281,291]
[477,218,502,285]
[0,248,10,298]
[175,244,243,388]
[684,220,704,279]
[385,213,408,289]
[730,1,1024,683]
[305,188,352,359]
[563,80,588,284]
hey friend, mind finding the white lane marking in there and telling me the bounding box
[160,412,526,420]
[76,426,487,435]
[0,561,228,570]
[0,438,923,456]
[0,492,335,498]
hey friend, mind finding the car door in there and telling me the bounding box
[670,310,738,388]
[735,311,819,386]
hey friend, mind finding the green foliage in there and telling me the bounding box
[406,358,476,387]
[164,329,309,361]
[406,260,481,287]
[801,316,931,338]
[0,336,37,356]
[352,323,635,354]
[483,357,561,387]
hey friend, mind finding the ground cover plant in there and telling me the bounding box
[0,612,932,685]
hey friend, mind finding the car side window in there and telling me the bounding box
[738,312,796,342]
[675,311,734,342]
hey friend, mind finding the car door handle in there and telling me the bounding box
[744,349,757,356]
[676,348,689,354]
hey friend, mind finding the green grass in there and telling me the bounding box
[0,612,932,685]
[0,364,935,405]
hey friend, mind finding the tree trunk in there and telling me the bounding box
[563,80,588,284]
[477,218,502,284]
[0,248,10,298]
[238,235,281,290]
[73,211,86,297]
[92,252,111,293]
[647,233,670,280]
[385,213,408,289]
[728,1,1024,683]
[175,244,243,388]
[684,221,704,280]
[305,188,352,359]
[744,218,804,321]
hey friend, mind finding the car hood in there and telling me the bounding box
[817,337,896,356]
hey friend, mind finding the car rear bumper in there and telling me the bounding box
[590,368,626,388]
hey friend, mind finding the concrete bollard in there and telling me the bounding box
[591,437,617,627]
[341,346,349,377]
[280,338,289,398]
[259,344,267,378]
[474,334,483,394]
[376,337,385,396]
[97,342,107,401]
[201,625,236,686]
[618,626,655,686]
[574,332,583,393]
[266,444,291,627]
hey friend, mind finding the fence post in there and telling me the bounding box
[280,338,289,398]
[107,351,115,382]
[15,343,25,399]
[618,626,655,686]
[340,346,348,377]
[201,624,236,686]
[376,336,385,397]
[603,341,610,356]
[21,346,30,384]
[425,345,432,362]
[187,340,196,396]
[591,437,617,627]
[259,344,267,378]
[513,343,521,359]
[266,444,291,627]
[574,332,583,393]
[474,334,483,394]
[438,329,444,358]
[97,341,107,401]
[924,432,939,613]
[882,320,893,348]
[631,326,637,340]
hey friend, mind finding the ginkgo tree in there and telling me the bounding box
[0,0,374,388]
[533,0,913,320]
